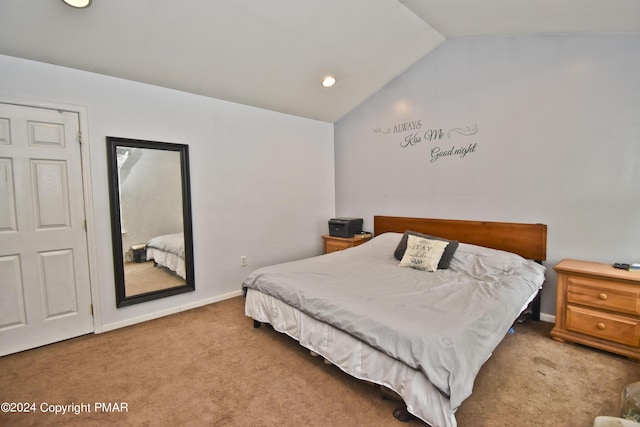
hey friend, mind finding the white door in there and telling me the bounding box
[0,102,93,356]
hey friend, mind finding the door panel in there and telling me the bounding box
[40,249,78,317]
[0,118,10,144]
[0,254,26,329]
[29,121,66,148]
[32,159,70,228]
[0,102,93,356]
[0,158,17,232]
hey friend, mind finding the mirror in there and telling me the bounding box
[106,136,195,307]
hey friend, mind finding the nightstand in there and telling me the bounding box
[550,259,640,360]
[322,235,371,254]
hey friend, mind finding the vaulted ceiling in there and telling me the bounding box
[0,0,638,122]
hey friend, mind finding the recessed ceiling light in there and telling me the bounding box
[62,0,92,8]
[321,75,336,88]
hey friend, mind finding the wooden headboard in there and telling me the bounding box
[374,216,547,261]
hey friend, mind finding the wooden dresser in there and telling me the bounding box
[322,235,371,254]
[550,259,640,360]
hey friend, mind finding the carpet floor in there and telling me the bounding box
[1,296,638,426]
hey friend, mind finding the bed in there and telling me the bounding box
[242,216,547,427]
[145,232,186,279]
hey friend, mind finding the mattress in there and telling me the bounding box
[242,232,545,426]
[146,232,186,279]
[245,287,457,426]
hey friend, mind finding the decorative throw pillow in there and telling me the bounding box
[394,230,459,269]
[399,235,450,272]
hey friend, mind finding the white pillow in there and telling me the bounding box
[399,235,449,272]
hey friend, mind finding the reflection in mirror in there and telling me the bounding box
[106,137,194,307]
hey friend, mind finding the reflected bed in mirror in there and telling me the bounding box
[106,136,195,307]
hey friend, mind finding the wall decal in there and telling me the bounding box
[373,120,479,163]
[447,125,478,138]
[430,143,477,163]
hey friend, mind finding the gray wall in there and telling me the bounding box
[335,34,640,318]
[119,148,184,258]
[0,54,335,330]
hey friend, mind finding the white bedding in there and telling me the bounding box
[245,288,456,427]
[243,232,545,427]
[146,232,186,279]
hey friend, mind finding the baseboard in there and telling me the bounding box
[100,294,556,333]
[539,312,556,323]
[99,289,243,333]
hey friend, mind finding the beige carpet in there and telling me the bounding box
[124,260,184,297]
[0,296,638,427]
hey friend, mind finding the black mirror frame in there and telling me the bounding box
[106,136,195,307]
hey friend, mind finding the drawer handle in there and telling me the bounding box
[597,322,606,330]
[598,293,608,301]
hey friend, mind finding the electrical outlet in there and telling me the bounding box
[241,255,247,267]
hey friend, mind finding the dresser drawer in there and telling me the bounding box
[566,305,640,347]
[567,276,640,316]
[325,240,351,253]
[322,235,371,254]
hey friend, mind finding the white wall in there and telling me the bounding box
[335,34,640,317]
[0,54,335,331]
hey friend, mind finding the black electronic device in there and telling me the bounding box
[328,217,363,238]
[131,244,146,263]
[613,262,630,270]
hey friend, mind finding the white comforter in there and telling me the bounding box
[146,232,186,279]
[146,232,184,257]
[242,232,545,409]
